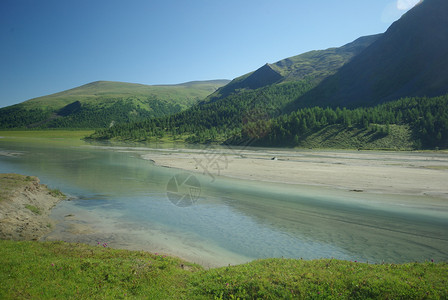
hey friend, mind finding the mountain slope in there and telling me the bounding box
[89,0,448,149]
[19,80,230,110]
[207,35,381,102]
[294,0,448,108]
[0,80,229,129]
[88,36,389,143]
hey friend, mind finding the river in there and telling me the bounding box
[1,138,447,267]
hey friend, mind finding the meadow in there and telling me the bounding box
[0,240,447,299]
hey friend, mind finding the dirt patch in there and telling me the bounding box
[0,174,64,240]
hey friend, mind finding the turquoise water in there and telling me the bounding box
[1,140,447,267]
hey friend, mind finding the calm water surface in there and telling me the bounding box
[1,140,447,267]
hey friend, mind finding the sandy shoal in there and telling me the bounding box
[142,148,448,200]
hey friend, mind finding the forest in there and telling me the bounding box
[0,97,185,129]
[89,93,448,150]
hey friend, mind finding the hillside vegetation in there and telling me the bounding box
[89,95,448,150]
[0,80,229,129]
[1,240,447,299]
[88,0,448,150]
[88,0,448,151]
[235,95,448,149]
[206,35,380,103]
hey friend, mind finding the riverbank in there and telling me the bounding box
[142,148,448,200]
[0,173,65,240]
[0,130,94,147]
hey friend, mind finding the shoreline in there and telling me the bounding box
[141,148,448,201]
[2,146,448,269]
[0,173,65,241]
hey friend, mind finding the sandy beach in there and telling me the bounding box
[142,148,448,200]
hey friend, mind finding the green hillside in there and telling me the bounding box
[90,0,448,150]
[293,0,448,108]
[89,94,448,150]
[20,80,230,110]
[88,36,382,143]
[207,35,380,102]
[0,80,229,129]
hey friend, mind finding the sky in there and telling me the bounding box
[0,0,420,108]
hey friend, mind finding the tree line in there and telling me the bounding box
[234,96,448,149]
[89,81,313,141]
[90,94,448,149]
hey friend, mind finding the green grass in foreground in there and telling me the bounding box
[0,240,447,299]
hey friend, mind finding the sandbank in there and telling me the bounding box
[141,148,448,200]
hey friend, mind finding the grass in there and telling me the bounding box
[47,187,65,199]
[295,124,415,150]
[18,81,229,110]
[0,130,94,139]
[191,259,448,299]
[0,240,200,299]
[422,165,448,170]
[0,240,447,299]
[0,130,95,147]
[24,204,41,215]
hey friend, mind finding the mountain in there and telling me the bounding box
[87,36,384,142]
[89,0,448,149]
[206,35,381,102]
[0,80,229,129]
[293,0,448,108]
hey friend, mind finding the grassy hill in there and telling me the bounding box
[88,36,382,144]
[0,80,229,129]
[206,35,380,102]
[1,240,447,299]
[20,80,230,110]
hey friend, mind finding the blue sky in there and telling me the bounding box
[0,0,419,107]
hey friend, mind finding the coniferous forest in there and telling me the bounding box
[89,94,448,150]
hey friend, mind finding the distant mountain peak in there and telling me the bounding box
[293,0,448,108]
[206,34,380,102]
[239,63,283,90]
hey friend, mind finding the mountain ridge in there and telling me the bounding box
[20,80,230,110]
[292,0,448,108]
[206,34,381,103]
